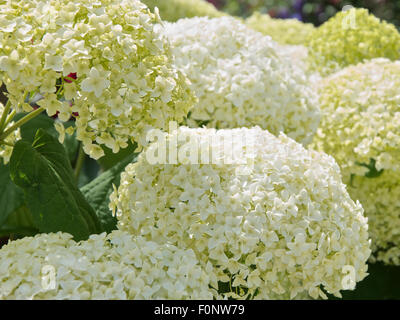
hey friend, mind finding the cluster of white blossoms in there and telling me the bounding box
[110,126,371,299]
[141,0,225,22]
[312,58,400,264]
[0,102,20,164]
[245,12,315,46]
[0,231,212,300]
[313,59,400,175]
[159,17,320,146]
[306,8,400,76]
[0,0,196,160]
[347,172,400,266]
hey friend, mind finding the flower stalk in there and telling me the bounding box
[0,107,45,141]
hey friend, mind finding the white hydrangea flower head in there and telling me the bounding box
[141,0,225,22]
[312,58,400,265]
[273,43,321,81]
[246,12,315,46]
[159,17,320,146]
[0,231,212,299]
[313,59,400,175]
[306,8,400,76]
[111,126,371,299]
[0,0,196,159]
[348,172,400,266]
[0,102,20,164]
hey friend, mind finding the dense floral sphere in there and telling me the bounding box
[348,172,400,266]
[110,126,371,299]
[312,58,400,264]
[0,0,196,159]
[312,59,400,176]
[0,103,20,164]
[307,8,400,75]
[141,0,225,22]
[160,17,320,146]
[0,231,212,299]
[246,12,315,46]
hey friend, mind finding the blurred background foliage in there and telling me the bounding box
[207,0,400,27]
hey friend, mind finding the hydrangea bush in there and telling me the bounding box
[246,12,315,46]
[0,0,196,161]
[312,58,400,265]
[0,231,212,299]
[1,0,400,301]
[160,17,320,146]
[111,126,371,299]
[306,8,400,75]
[141,0,225,22]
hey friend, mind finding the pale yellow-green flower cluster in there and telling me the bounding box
[0,231,212,299]
[306,8,400,76]
[111,126,371,299]
[0,0,196,160]
[246,12,315,46]
[347,172,400,266]
[141,0,225,22]
[312,58,400,265]
[0,103,20,164]
[161,17,320,146]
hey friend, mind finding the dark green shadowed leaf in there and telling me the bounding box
[15,113,79,163]
[0,164,25,226]
[98,141,137,171]
[9,129,102,241]
[81,153,137,233]
[0,206,38,238]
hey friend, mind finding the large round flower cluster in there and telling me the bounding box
[0,103,20,164]
[307,8,400,75]
[0,231,212,299]
[160,17,320,146]
[347,172,400,266]
[141,0,225,22]
[312,58,400,264]
[110,126,371,299]
[0,0,196,160]
[246,12,315,46]
[312,59,400,176]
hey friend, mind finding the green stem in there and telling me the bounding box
[0,107,45,141]
[0,140,14,147]
[74,144,85,181]
[4,109,16,128]
[0,99,11,133]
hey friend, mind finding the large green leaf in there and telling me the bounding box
[0,164,24,226]
[16,113,79,163]
[9,129,102,240]
[80,153,137,233]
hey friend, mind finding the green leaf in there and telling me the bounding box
[80,153,137,233]
[0,164,25,226]
[77,156,101,188]
[0,206,38,238]
[98,141,137,171]
[9,129,102,240]
[15,113,79,163]
[355,158,384,178]
[16,112,55,141]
